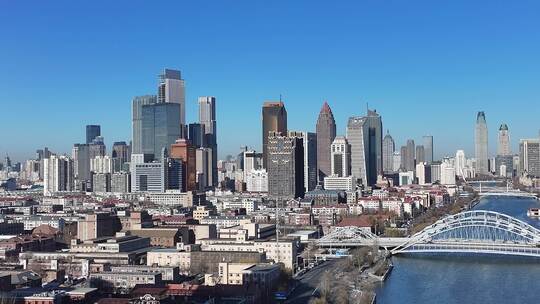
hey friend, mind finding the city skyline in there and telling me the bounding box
[3,1,540,162]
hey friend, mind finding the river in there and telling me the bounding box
[376,196,540,304]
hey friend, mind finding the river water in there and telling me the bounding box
[376,196,540,304]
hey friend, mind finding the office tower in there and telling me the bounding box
[519,139,540,177]
[405,139,416,172]
[111,172,130,193]
[455,150,466,177]
[382,130,395,173]
[196,148,212,190]
[131,157,166,192]
[44,155,74,196]
[142,102,182,160]
[316,101,337,181]
[112,141,130,172]
[243,151,263,180]
[431,161,442,182]
[86,125,101,144]
[416,145,425,164]
[423,135,434,163]
[72,144,91,186]
[167,158,184,191]
[188,123,204,148]
[170,139,197,191]
[288,131,317,192]
[236,146,248,171]
[132,95,157,154]
[498,124,511,156]
[199,96,218,186]
[475,111,489,175]
[92,173,111,193]
[267,132,304,199]
[330,136,350,177]
[36,147,51,180]
[393,151,401,172]
[399,146,407,171]
[346,109,383,187]
[158,69,186,128]
[89,137,106,159]
[246,170,269,192]
[262,101,287,169]
[90,155,113,174]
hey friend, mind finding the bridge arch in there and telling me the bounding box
[392,210,540,256]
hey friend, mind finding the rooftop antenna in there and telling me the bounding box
[279,94,282,103]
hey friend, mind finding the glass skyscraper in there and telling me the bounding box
[141,103,182,160]
[475,111,489,175]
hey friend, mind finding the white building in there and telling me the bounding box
[44,155,74,196]
[246,169,268,192]
[90,155,113,174]
[455,150,466,177]
[330,136,350,177]
[440,161,456,185]
[323,175,355,191]
[399,171,415,186]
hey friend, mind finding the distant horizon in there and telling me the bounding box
[2,1,540,163]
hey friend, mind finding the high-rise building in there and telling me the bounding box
[455,150,466,177]
[405,139,416,172]
[90,155,113,174]
[316,101,336,181]
[111,172,130,193]
[346,109,383,187]
[416,162,431,185]
[142,102,182,160]
[519,139,540,177]
[262,101,287,169]
[188,123,204,148]
[167,158,184,191]
[330,136,350,177]
[158,69,186,128]
[382,131,395,173]
[288,131,317,192]
[132,95,157,154]
[112,141,130,172]
[86,125,101,144]
[44,155,74,196]
[423,135,434,163]
[199,96,218,186]
[92,173,111,193]
[267,132,304,199]
[393,151,401,172]
[475,111,489,175]
[498,124,511,156]
[72,144,91,186]
[243,151,263,180]
[170,139,197,191]
[195,147,212,190]
[131,157,166,192]
[415,145,425,164]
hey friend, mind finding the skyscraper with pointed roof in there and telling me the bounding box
[498,123,511,156]
[382,130,395,173]
[475,111,489,175]
[316,101,336,181]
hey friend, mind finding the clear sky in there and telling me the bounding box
[1,1,540,163]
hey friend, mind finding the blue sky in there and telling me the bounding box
[1,1,540,163]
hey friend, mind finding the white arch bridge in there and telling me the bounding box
[317,210,540,257]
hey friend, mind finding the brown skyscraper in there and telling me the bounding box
[262,101,287,169]
[170,139,197,191]
[316,101,336,181]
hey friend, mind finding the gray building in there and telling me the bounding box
[131,154,166,192]
[142,102,182,160]
[475,111,489,175]
[346,109,383,187]
[112,141,130,172]
[111,172,130,193]
[188,123,204,148]
[519,139,540,177]
[93,173,111,192]
[132,95,157,154]
[423,135,434,163]
[199,96,218,186]
[382,130,395,173]
[416,145,425,164]
[405,139,416,172]
[267,132,304,199]
[495,155,514,177]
